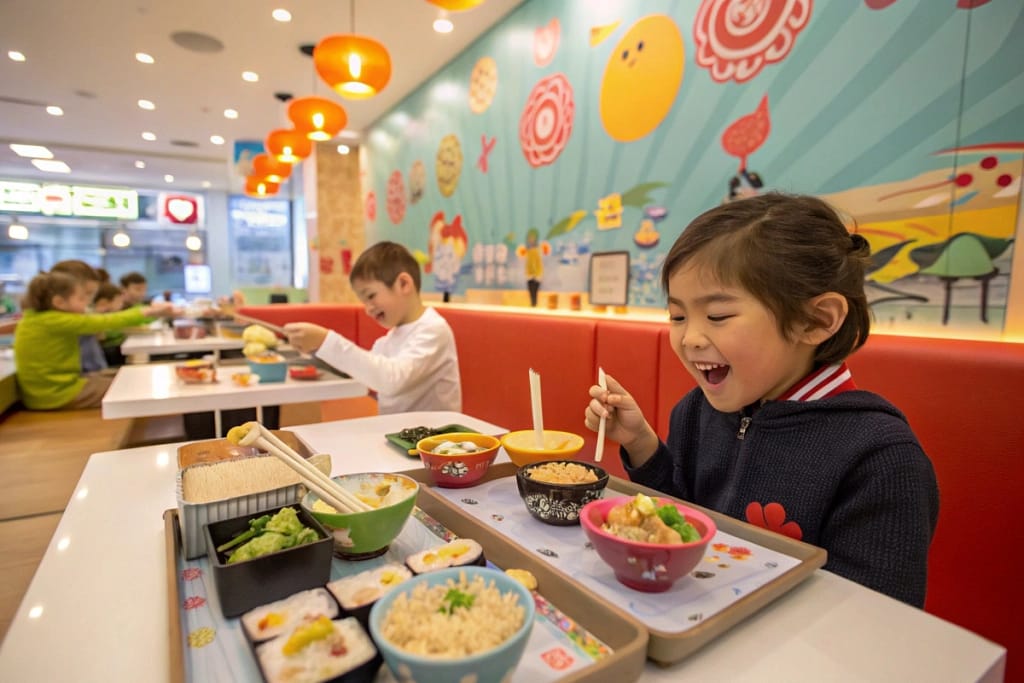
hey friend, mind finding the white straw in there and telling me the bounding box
[595,367,607,462]
[529,368,544,448]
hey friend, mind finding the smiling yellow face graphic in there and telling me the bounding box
[600,15,685,142]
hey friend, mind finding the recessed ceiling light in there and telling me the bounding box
[433,17,454,33]
[134,160,146,169]
[201,180,212,189]
[46,105,64,116]
[336,144,350,155]
[112,230,131,248]
[8,51,25,62]
[272,8,292,22]
[142,131,156,141]
[209,135,225,145]
[138,99,155,110]
[185,234,203,251]
[242,71,259,82]
[31,159,71,173]
[10,144,53,159]
[135,52,154,64]
[164,174,174,183]
[224,109,238,119]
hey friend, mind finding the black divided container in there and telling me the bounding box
[204,504,333,618]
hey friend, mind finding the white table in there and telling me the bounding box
[101,362,366,436]
[0,413,1006,683]
[120,329,245,363]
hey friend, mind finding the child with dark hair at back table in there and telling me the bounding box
[14,271,176,410]
[584,193,939,607]
[284,241,462,414]
[119,271,149,307]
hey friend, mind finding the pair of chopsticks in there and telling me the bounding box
[228,422,372,514]
[595,367,607,463]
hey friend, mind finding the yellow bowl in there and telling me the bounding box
[500,430,585,467]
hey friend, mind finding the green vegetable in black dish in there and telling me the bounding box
[216,513,271,553]
[655,504,701,543]
[224,507,318,564]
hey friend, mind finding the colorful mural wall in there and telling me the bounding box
[361,0,1024,338]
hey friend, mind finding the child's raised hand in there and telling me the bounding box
[283,322,329,354]
[584,373,659,461]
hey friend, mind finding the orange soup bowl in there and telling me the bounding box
[416,432,501,488]
[500,430,584,467]
[579,496,717,593]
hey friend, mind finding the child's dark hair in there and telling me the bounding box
[120,271,147,287]
[22,271,80,311]
[51,259,101,283]
[661,193,872,365]
[350,241,422,291]
[95,282,123,303]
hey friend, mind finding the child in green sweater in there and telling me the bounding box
[14,271,175,410]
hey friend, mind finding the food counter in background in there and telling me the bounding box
[238,301,1024,676]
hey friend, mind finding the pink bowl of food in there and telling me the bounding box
[580,494,716,593]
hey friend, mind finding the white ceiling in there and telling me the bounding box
[0,0,524,193]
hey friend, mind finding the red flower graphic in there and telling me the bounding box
[745,501,803,540]
[181,568,201,581]
[519,73,575,168]
[386,171,406,225]
[183,596,207,610]
[694,0,812,83]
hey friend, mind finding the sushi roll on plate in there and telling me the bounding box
[326,564,412,626]
[405,539,485,574]
[255,616,382,683]
[241,588,339,643]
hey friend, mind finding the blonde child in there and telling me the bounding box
[585,193,938,606]
[284,241,462,413]
[14,271,174,410]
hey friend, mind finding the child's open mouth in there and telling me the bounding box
[693,361,730,385]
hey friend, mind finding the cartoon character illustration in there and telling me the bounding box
[426,211,469,300]
[595,193,623,229]
[521,228,544,307]
[599,15,685,142]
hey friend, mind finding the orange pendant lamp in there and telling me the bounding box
[265,128,312,164]
[288,96,348,141]
[314,34,391,100]
[251,153,293,184]
[425,0,484,9]
[245,176,280,198]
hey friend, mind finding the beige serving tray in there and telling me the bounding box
[404,462,828,666]
[165,485,650,682]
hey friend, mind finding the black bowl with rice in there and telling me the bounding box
[515,460,609,526]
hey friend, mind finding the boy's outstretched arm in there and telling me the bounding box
[584,373,660,468]
[283,322,330,354]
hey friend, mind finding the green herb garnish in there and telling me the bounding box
[438,588,475,615]
[655,504,701,543]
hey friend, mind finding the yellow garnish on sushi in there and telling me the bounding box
[438,543,468,559]
[281,615,334,656]
[259,612,285,632]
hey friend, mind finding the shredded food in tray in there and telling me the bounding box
[527,462,598,485]
[181,456,307,503]
[380,572,524,657]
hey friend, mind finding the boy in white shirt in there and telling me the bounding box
[284,241,462,414]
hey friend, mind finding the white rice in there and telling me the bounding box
[380,572,525,657]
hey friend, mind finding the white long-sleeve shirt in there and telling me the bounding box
[314,307,462,414]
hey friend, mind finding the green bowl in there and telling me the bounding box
[300,473,419,560]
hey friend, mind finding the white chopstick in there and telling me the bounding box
[595,367,607,463]
[237,423,372,513]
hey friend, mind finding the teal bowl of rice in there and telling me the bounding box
[369,566,536,683]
